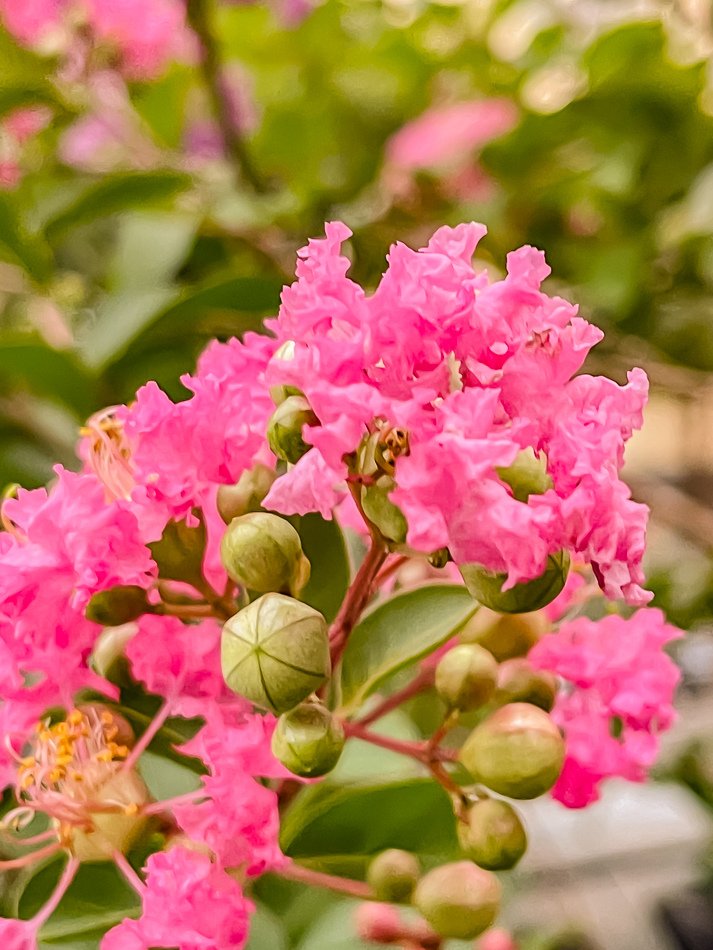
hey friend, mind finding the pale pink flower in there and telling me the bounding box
[0,0,66,45]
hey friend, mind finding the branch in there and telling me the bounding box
[277,861,374,900]
[187,0,267,192]
[356,667,435,727]
[329,539,388,665]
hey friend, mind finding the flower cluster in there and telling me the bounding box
[263,221,650,605]
[0,221,681,947]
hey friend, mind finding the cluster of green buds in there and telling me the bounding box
[365,849,502,941]
[220,511,346,776]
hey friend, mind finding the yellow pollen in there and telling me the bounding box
[68,710,84,725]
[123,802,139,816]
[100,711,114,725]
[20,756,35,769]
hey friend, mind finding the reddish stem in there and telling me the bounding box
[278,860,374,900]
[356,667,435,727]
[329,540,388,665]
[373,555,409,590]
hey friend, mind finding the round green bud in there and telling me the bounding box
[367,849,421,903]
[460,607,548,662]
[271,701,345,777]
[460,703,565,800]
[413,861,501,940]
[220,512,307,595]
[435,644,498,712]
[496,658,557,712]
[460,552,570,614]
[428,547,451,569]
[457,799,527,871]
[217,464,276,524]
[361,477,407,544]
[85,585,150,626]
[267,395,319,464]
[496,448,552,502]
[221,593,329,714]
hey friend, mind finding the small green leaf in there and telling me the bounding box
[339,585,476,714]
[0,337,96,415]
[0,193,53,282]
[281,777,457,861]
[108,211,199,291]
[148,514,207,588]
[247,904,290,950]
[293,513,350,623]
[43,171,193,243]
[18,860,140,942]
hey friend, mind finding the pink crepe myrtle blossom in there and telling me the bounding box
[530,609,682,807]
[101,847,253,950]
[263,221,652,606]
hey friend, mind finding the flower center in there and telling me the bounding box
[80,407,135,501]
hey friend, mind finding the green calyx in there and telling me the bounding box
[367,849,421,903]
[460,551,570,614]
[217,464,277,524]
[85,585,150,626]
[413,861,501,940]
[267,395,319,464]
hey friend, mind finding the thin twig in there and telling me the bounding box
[277,861,374,899]
[356,667,435,727]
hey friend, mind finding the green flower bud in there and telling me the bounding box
[460,608,548,662]
[428,548,451,569]
[435,644,498,712]
[496,448,552,502]
[413,861,501,940]
[220,512,308,595]
[85,585,150,626]
[460,552,570,614]
[457,799,527,871]
[217,464,277,524]
[496,658,557,712]
[361,476,407,544]
[460,703,565,800]
[267,395,319,464]
[221,593,329,714]
[271,701,345,777]
[367,849,421,903]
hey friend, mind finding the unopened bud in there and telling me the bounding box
[496,448,552,502]
[271,701,345,777]
[354,903,403,944]
[435,644,498,712]
[220,512,308,595]
[496,658,557,712]
[460,608,548,662]
[414,861,501,940]
[217,464,276,523]
[428,547,451,569]
[361,477,407,544]
[221,593,329,714]
[267,395,318,464]
[460,703,565,800]
[457,799,527,871]
[269,341,299,405]
[367,849,421,903]
[85,585,150,626]
[460,552,570,614]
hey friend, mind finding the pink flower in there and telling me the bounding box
[0,160,21,190]
[530,609,682,807]
[0,0,66,45]
[0,915,40,949]
[101,847,253,950]
[3,107,51,144]
[84,0,191,80]
[386,98,518,171]
[264,221,651,605]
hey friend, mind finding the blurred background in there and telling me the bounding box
[3,0,713,947]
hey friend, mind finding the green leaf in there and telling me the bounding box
[0,337,96,416]
[0,193,53,282]
[108,211,199,291]
[18,860,140,943]
[294,513,351,623]
[339,585,476,714]
[80,275,281,372]
[43,172,193,243]
[281,777,457,861]
[247,904,289,950]
[148,514,207,588]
